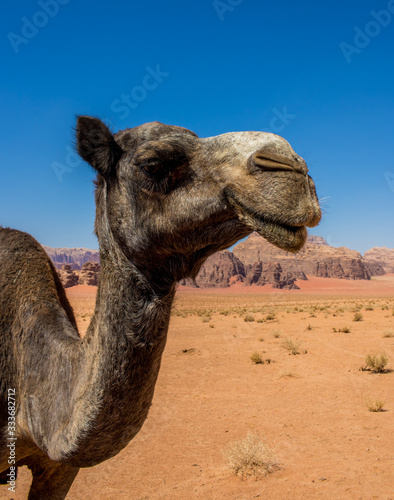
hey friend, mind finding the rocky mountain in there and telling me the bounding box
[233,233,385,281]
[363,247,394,273]
[47,235,390,289]
[43,246,99,270]
[180,250,299,289]
[57,265,79,288]
[57,262,100,288]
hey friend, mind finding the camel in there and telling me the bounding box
[0,116,321,499]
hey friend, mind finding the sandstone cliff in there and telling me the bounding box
[43,246,99,270]
[180,250,298,289]
[49,236,389,289]
[233,233,384,280]
[363,247,394,273]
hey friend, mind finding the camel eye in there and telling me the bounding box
[139,161,163,177]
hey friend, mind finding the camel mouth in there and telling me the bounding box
[224,190,308,253]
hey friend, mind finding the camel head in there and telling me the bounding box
[76,117,321,281]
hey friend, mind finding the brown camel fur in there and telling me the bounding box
[0,117,321,499]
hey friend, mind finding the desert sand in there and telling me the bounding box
[7,276,394,499]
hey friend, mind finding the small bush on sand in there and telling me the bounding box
[265,313,276,321]
[223,433,280,478]
[383,330,394,338]
[282,338,302,355]
[353,312,363,322]
[365,399,385,412]
[244,314,255,322]
[201,315,211,323]
[250,352,264,364]
[339,326,351,333]
[364,353,389,373]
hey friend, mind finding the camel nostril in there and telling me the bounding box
[251,151,308,175]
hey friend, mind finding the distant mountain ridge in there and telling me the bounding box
[363,247,394,273]
[43,246,99,270]
[43,236,391,289]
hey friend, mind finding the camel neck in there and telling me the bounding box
[87,255,176,348]
[66,254,177,467]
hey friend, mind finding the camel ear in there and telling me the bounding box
[76,116,123,176]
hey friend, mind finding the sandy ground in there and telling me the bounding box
[5,276,394,500]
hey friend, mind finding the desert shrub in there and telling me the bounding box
[381,304,389,310]
[201,315,211,323]
[383,330,394,338]
[265,313,276,321]
[256,318,265,323]
[365,399,385,412]
[258,337,265,342]
[282,338,302,355]
[244,314,255,322]
[209,324,215,328]
[272,330,281,338]
[223,433,280,478]
[365,305,374,311]
[353,312,363,322]
[339,326,351,333]
[250,352,264,364]
[365,353,389,373]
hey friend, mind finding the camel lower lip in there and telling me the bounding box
[225,191,307,252]
[250,218,307,253]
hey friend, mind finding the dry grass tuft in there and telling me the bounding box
[250,352,264,364]
[365,399,385,412]
[382,330,394,338]
[282,338,302,355]
[364,353,389,373]
[278,370,298,379]
[265,312,276,321]
[223,433,280,479]
[353,312,363,322]
[244,314,255,322]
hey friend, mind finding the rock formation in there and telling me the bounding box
[51,236,390,289]
[233,233,384,280]
[43,246,99,269]
[78,262,100,286]
[180,251,298,289]
[58,265,79,288]
[364,247,394,273]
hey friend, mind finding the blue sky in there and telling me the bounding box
[1,0,394,253]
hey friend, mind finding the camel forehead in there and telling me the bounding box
[115,121,198,150]
[202,131,297,156]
